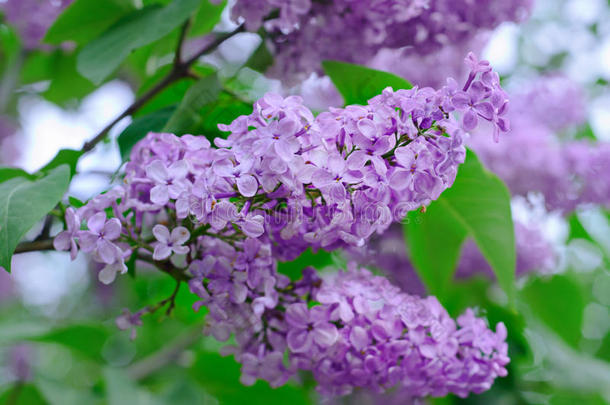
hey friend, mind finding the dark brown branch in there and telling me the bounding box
[174,19,191,67]
[14,239,54,253]
[12,25,247,257]
[80,24,245,154]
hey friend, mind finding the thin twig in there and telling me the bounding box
[14,239,54,253]
[34,214,54,242]
[174,19,191,67]
[145,280,181,317]
[127,325,203,380]
[137,254,192,282]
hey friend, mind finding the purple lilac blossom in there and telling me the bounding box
[1,0,72,49]
[54,53,507,284]
[54,56,509,397]
[193,261,509,397]
[469,75,610,213]
[152,224,190,260]
[370,35,489,88]
[115,309,144,340]
[224,0,532,82]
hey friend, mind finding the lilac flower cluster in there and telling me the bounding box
[56,52,504,282]
[469,75,610,213]
[370,35,489,88]
[53,55,509,397]
[195,263,509,397]
[1,0,72,49]
[224,0,532,82]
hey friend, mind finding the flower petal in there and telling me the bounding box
[87,212,106,233]
[152,224,170,243]
[237,174,258,197]
[170,226,190,245]
[153,244,172,261]
[145,160,168,183]
[287,329,313,353]
[312,323,339,348]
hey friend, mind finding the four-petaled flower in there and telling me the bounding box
[146,159,189,205]
[77,212,122,264]
[152,225,190,260]
[285,303,339,353]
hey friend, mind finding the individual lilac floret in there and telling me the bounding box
[77,212,122,264]
[152,225,190,260]
[146,160,190,206]
[285,303,339,353]
[115,309,144,341]
[53,207,80,260]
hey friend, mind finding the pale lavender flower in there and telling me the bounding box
[115,309,143,340]
[53,207,80,260]
[152,225,190,260]
[145,160,190,206]
[285,303,338,352]
[77,212,122,264]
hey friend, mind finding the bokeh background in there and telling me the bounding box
[0,0,609,404]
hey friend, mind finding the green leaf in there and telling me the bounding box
[0,384,48,405]
[190,352,312,405]
[21,51,96,105]
[521,274,585,348]
[405,150,516,302]
[322,60,412,105]
[40,149,83,178]
[574,122,597,140]
[77,0,201,85]
[104,368,162,405]
[245,41,273,73]
[68,196,85,208]
[44,0,135,46]
[190,0,227,37]
[35,377,102,405]
[568,213,593,242]
[404,207,468,295]
[0,165,70,272]
[278,248,333,281]
[32,324,110,361]
[196,91,252,139]
[0,167,34,182]
[118,106,175,160]
[0,23,20,77]
[163,73,222,134]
